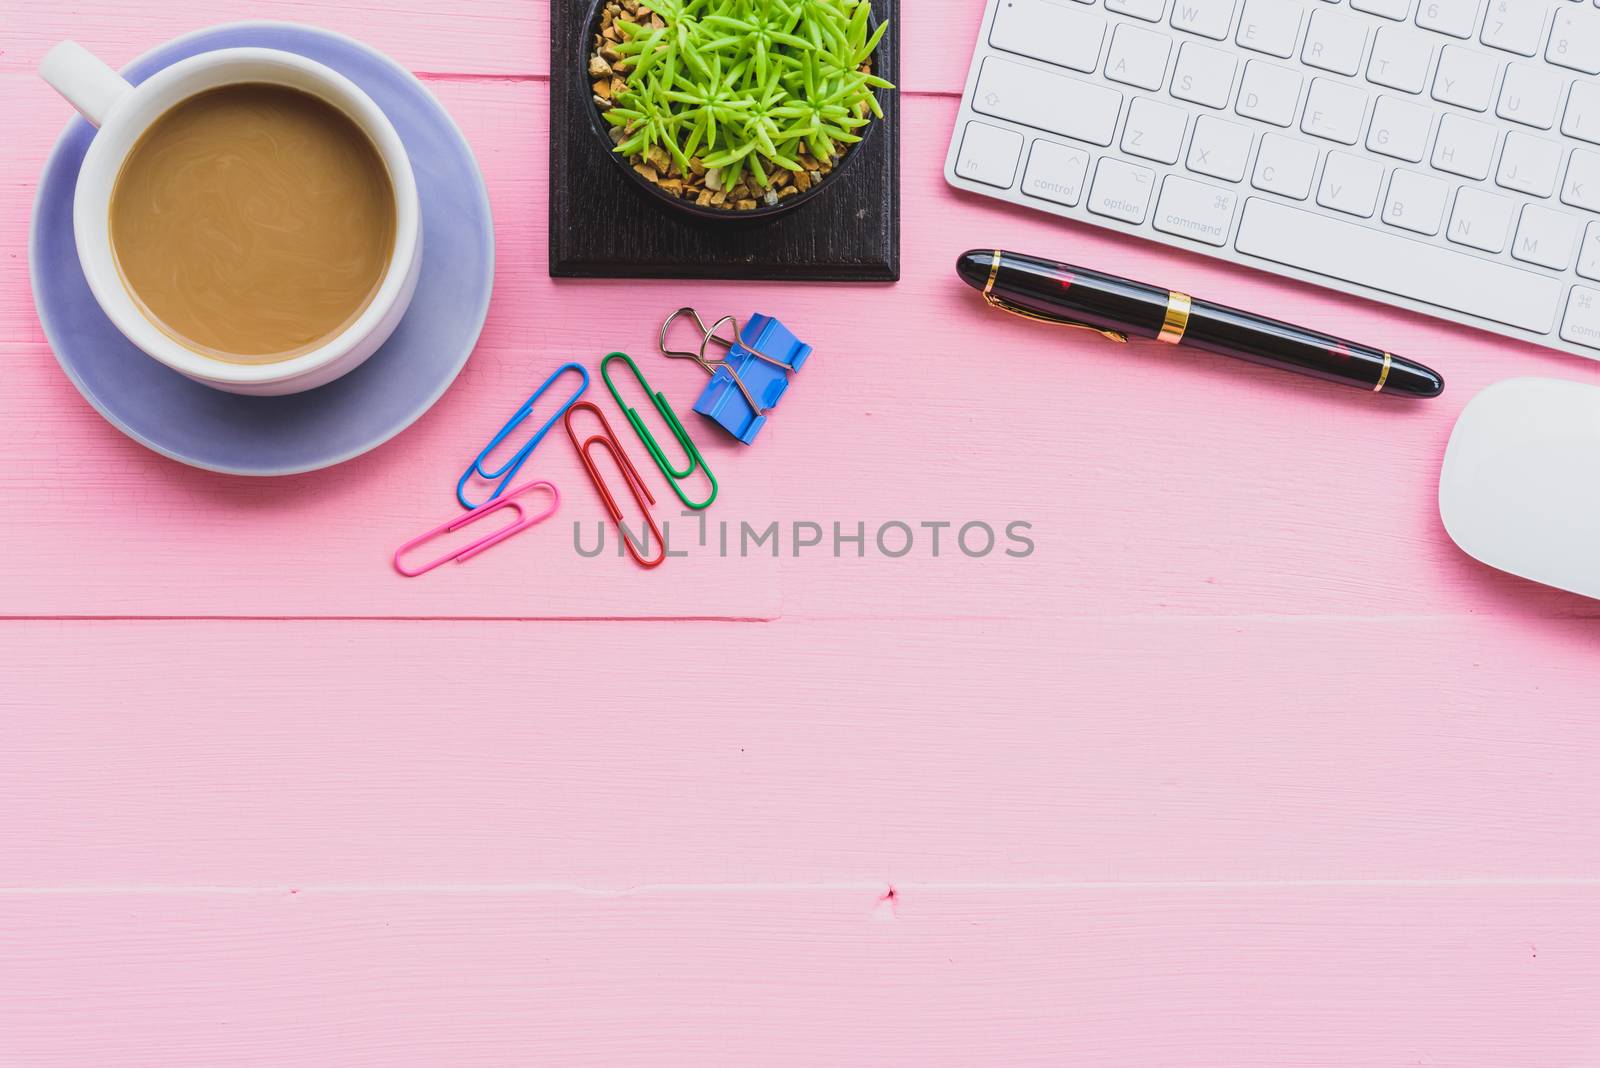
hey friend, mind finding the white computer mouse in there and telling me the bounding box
[1440,376,1600,600]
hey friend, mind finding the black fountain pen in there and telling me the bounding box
[957,249,1444,398]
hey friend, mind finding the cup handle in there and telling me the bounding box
[40,41,133,128]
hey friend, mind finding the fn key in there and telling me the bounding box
[955,121,1022,189]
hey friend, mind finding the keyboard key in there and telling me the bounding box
[1171,0,1238,40]
[1021,139,1092,205]
[1236,197,1564,333]
[1449,186,1517,252]
[1188,114,1254,180]
[1237,61,1302,126]
[1559,286,1600,350]
[1432,113,1497,179]
[1479,0,1545,55]
[1547,7,1600,75]
[1170,41,1238,108]
[1367,25,1434,92]
[1579,223,1600,282]
[1496,131,1562,198]
[1564,81,1600,145]
[1432,45,1498,111]
[1318,151,1384,216]
[1123,97,1189,163]
[1106,23,1174,90]
[1352,0,1412,18]
[1562,149,1600,213]
[1368,95,1433,161]
[1383,169,1450,234]
[1253,133,1319,198]
[1416,0,1481,38]
[990,0,1107,73]
[1236,0,1303,56]
[955,121,1024,188]
[1303,8,1368,75]
[1496,63,1563,129]
[1302,78,1368,144]
[1088,157,1157,223]
[974,57,1124,146]
[1155,175,1239,244]
[1107,0,1168,20]
[1513,204,1584,270]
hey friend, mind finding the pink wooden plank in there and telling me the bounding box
[0,1,546,78]
[774,95,1600,621]
[6,78,1600,618]
[1,75,777,618]
[5,616,1599,887]
[900,0,987,95]
[1,885,1595,1066]
[5,6,1600,1063]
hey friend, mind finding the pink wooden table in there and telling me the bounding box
[4,2,1600,1063]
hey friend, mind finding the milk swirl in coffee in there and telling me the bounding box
[109,83,396,364]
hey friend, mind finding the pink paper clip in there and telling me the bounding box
[393,480,560,577]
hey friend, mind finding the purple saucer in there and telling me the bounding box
[29,22,494,475]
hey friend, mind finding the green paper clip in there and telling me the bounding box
[600,351,718,511]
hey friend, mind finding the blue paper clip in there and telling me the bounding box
[458,362,589,510]
[659,308,811,446]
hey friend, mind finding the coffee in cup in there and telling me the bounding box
[40,42,422,395]
[109,83,397,365]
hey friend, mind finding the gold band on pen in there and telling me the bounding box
[1158,291,1191,345]
[985,248,1003,297]
[1374,352,1392,393]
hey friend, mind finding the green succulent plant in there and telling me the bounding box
[596,0,892,193]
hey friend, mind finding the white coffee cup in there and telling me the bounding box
[40,41,423,396]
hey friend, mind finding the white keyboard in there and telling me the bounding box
[944,0,1600,359]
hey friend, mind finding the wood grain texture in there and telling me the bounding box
[6,74,1600,618]
[2,886,1597,1067]
[5,617,1599,887]
[8,3,1600,1063]
[548,0,899,280]
[0,1,548,78]
[4,74,783,618]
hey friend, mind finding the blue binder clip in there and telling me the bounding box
[659,308,811,445]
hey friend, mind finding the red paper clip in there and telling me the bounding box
[393,480,559,577]
[563,401,665,569]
